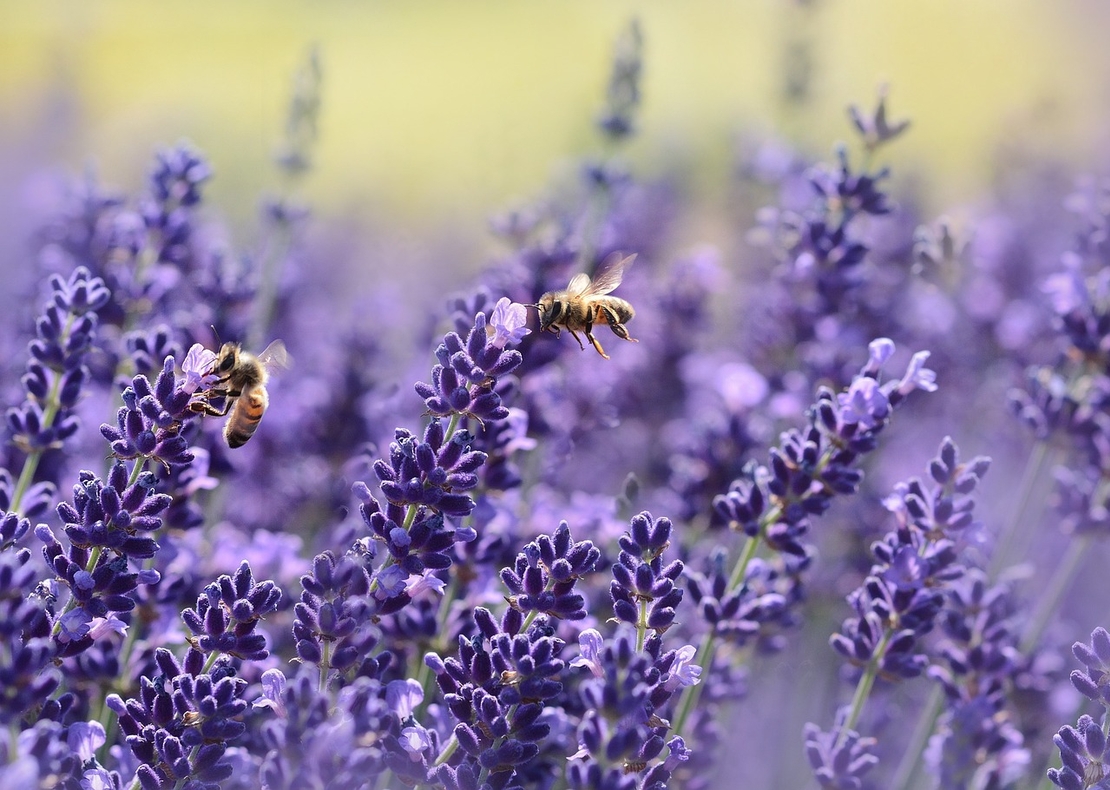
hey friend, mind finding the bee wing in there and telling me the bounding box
[566,272,593,296]
[256,340,291,373]
[585,252,636,295]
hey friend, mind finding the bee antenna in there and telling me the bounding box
[210,325,222,347]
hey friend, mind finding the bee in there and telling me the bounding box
[535,252,638,359]
[191,340,289,448]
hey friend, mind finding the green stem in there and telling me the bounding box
[434,733,459,767]
[319,640,332,693]
[635,598,648,653]
[835,631,891,748]
[443,413,462,444]
[127,458,148,487]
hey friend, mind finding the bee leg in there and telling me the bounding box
[190,401,231,417]
[567,329,588,352]
[599,306,638,343]
[583,323,610,359]
[189,388,240,417]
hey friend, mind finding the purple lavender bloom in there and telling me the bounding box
[846,85,911,152]
[610,512,684,635]
[292,548,382,674]
[372,423,485,518]
[0,549,61,722]
[714,340,936,556]
[427,607,563,783]
[108,647,246,790]
[6,267,108,462]
[414,310,523,424]
[499,521,600,620]
[180,561,281,661]
[124,325,182,379]
[1070,627,1110,706]
[568,632,693,787]
[100,356,201,470]
[34,461,170,657]
[1048,715,1110,790]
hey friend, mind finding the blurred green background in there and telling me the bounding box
[2,0,1107,260]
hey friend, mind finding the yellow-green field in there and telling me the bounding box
[1,1,1104,232]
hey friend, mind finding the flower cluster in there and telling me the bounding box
[8,19,1110,790]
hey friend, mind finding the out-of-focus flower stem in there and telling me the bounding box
[889,686,943,790]
[988,440,1054,579]
[246,216,294,354]
[674,534,758,739]
[1020,534,1091,655]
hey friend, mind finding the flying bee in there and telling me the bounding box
[534,252,638,359]
[191,340,289,448]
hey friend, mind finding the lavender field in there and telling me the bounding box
[3,9,1110,790]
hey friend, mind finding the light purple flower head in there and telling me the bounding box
[405,570,446,600]
[866,338,896,371]
[88,614,128,641]
[838,378,890,430]
[67,721,105,762]
[374,565,407,599]
[569,628,605,678]
[252,668,287,718]
[180,343,219,395]
[487,297,531,349]
[895,350,938,395]
[399,725,432,761]
[663,644,702,691]
[387,678,425,721]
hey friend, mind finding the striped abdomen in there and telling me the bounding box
[224,385,269,448]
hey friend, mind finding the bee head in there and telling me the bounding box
[534,293,561,331]
[214,342,242,374]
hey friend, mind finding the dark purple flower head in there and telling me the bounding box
[181,561,281,661]
[108,646,245,790]
[1048,715,1110,790]
[847,85,911,152]
[1070,627,1110,706]
[714,340,936,558]
[101,356,200,470]
[7,267,108,458]
[148,143,211,209]
[415,310,524,424]
[427,608,565,783]
[372,422,486,518]
[804,717,879,790]
[610,512,684,635]
[500,521,600,620]
[292,548,382,673]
